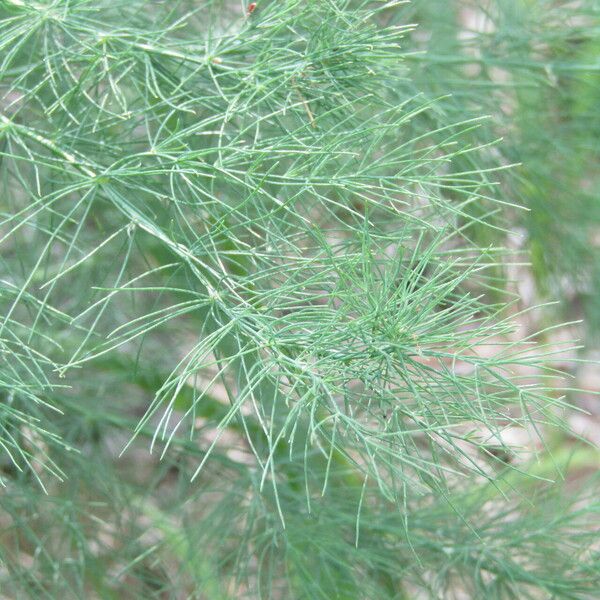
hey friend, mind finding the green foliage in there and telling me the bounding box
[402,0,600,331]
[0,0,598,598]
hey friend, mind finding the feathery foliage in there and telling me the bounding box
[0,0,598,598]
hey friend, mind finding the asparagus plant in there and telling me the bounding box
[0,1,598,598]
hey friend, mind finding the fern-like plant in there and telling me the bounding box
[0,1,598,598]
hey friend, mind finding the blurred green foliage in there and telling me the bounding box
[403,0,600,333]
